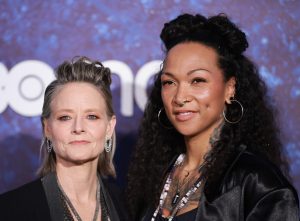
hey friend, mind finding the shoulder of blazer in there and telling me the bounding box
[0,179,51,221]
[220,148,298,204]
[223,149,293,189]
[0,179,45,206]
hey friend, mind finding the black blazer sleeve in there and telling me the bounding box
[226,152,300,221]
[245,187,299,221]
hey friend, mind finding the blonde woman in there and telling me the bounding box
[0,57,127,221]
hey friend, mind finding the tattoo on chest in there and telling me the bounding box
[163,171,201,211]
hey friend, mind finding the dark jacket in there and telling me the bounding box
[0,175,128,221]
[143,146,300,220]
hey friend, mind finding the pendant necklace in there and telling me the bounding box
[171,164,200,206]
[151,154,204,221]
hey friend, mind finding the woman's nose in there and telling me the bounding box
[72,117,85,134]
[173,84,191,107]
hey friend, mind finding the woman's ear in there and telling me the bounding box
[106,115,116,138]
[43,119,51,139]
[225,77,236,104]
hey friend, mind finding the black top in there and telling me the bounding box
[0,174,128,221]
[142,146,300,221]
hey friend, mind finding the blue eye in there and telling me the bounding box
[87,115,99,120]
[58,116,71,121]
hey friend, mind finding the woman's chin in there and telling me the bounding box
[58,154,99,167]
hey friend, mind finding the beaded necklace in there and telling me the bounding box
[151,154,203,221]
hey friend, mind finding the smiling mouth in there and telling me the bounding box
[177,112,192,115]
[174,111,196,121]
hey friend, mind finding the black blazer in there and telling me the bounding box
[142,146,300,220]
[0,176,128,221]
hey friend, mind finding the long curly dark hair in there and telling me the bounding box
[126,13,289,220]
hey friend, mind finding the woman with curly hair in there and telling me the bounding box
[126,13,299,220]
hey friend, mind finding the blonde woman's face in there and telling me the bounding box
[44,82,116,166]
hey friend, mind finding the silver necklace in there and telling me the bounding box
[171,164,199,206]
[56,175,100,221]
[152,154,204,221]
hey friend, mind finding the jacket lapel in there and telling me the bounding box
[99,177,120,221]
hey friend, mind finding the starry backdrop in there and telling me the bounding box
[0,0,299,195]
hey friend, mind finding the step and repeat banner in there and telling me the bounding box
[0,0,299,194]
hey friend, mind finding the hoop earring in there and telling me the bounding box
[46,139,53,153]
[105,137,112,153]
[223,99,244,124]
[157,108,173,129]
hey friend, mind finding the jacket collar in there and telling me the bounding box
[42,173,120,221]
[223,144,247,179]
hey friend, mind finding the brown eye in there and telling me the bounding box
[192,78,206,84]
[161,80,175,86]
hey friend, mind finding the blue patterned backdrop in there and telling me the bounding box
[0,0,300,195]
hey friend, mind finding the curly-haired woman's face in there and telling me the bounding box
[161,42,235,142]
[44,82,116,167]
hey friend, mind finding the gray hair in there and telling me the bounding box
[38,56,116,177]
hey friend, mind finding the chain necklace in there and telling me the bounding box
[151,154,204,221]
[56,175,100,221]
[59,186,75,221]
[171,163,200,206]
[100,186,110,221]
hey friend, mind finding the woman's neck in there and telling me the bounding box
[56,161,99,203]
[184,136,208,169]
[184,120,224,168]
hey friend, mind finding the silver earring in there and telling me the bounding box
[223,99,244,124]
[46,139,53,153]
[157,108,173,129]
[105,137,112,153]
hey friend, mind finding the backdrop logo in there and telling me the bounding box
[0,61,54,116]
[0,60,162,117]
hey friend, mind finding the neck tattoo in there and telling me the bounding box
[209,121,224,147]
